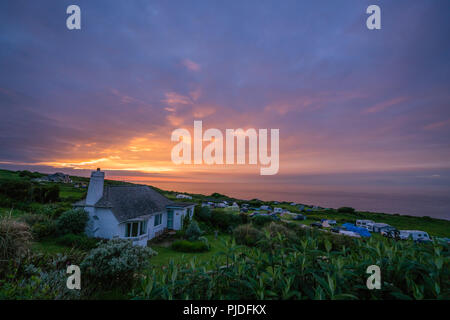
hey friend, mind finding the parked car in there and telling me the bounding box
[310,222,322,228]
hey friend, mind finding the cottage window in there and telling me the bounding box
[154,214,162,226]
[125,221,147,237]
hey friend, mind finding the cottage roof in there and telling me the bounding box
[80,185,194,223]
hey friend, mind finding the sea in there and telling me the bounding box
[127,180,450,221]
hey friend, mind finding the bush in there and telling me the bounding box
[37,203,71,218]
[0,217,32,270]
[337,207,356,214]
[195,206,211,222]
[210,209,243,231]
[19,213,48,227]
[263,222,297,243]
[171,240,210,253]
[251,215,273,227]
[56,209,89,235]
[185,220,202,241]
[32,185,60,203]
[81,239,156,289]
[233,224,263,246]
[56,234,99,250]
[31,220,57,240]
[0,181,32,201]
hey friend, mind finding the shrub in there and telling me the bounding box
[337,207,356,214]
[19,213,48,227]
[31,185,60,203]
[233,224,263,246]
[56,209,89,235]
[263,222,297,242]
[0,217,32,269]
[171,240,210,253]
[0,180,32,201]
[31,220,57,240]
[56,234,99,250]
[195,206,211,222]
[185,220,202,241]
[210,209,243,231]
[81,239,156,289]
[37,203,72,218]
[251,215,273,227]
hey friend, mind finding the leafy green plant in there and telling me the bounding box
[81,239,156,289]
[133,231,450,300]
[56,208,88,235]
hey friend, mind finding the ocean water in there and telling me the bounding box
[137,181,450,220]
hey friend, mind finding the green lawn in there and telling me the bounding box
[149,234,241,267]
[31,237,79,255]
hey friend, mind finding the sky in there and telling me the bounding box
[0,0,450,203]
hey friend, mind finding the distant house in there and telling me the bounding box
[290,202,297,206]
[273,207,283,213]
[176,194,192,199]
[260,205,271,210]
[74,169,195,246]
[34,172,72,184]
[298,205,305,212]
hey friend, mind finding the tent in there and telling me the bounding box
[342,223,371,237]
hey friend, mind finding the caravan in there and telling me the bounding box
[356,220,374,230]
[399,230,431,242]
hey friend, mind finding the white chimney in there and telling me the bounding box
[85,168,105,205]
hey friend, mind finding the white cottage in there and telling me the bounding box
[75,169,195,246]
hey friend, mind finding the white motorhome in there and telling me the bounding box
[356,220,374,230]
[399,230,431,242]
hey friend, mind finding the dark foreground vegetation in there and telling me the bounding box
[0,168,449,299]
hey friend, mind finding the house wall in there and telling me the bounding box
[148,211,167,239]
[171,206,194,230]
[86,207,120,239]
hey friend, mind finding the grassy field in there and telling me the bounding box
[149,234,240,267]
[31,238,80,255]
